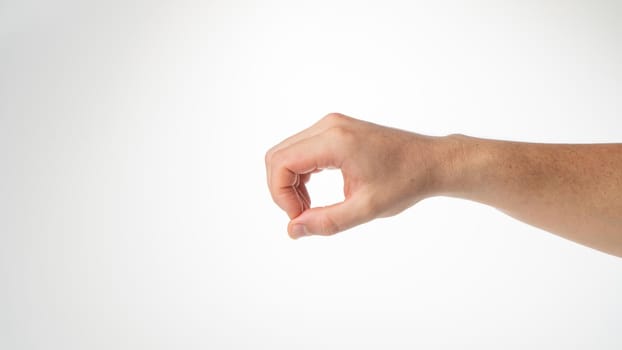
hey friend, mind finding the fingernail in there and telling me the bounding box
[292,224,310,238]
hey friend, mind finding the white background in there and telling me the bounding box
[1,0,621,349]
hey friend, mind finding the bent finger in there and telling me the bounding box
[265,113,349,186]
[269,133,343,219]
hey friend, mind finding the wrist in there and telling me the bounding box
[428,133,495,198]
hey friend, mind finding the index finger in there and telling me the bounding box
[265,113,351,186]
[268,131,343,219]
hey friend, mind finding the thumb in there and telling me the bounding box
[288,195,372,238]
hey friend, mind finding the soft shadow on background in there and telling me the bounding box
[1,0,621,349]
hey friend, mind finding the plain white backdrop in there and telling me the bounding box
[1,0,621,349]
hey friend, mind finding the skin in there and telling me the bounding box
[265,113,622,257]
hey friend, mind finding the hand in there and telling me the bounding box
[265,113,446,239]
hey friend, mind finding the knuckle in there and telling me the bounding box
[319,213,341,236]
[270,148,286,164]
[264,149,273,166]
[265,145,280,166]
[322,112,346,125]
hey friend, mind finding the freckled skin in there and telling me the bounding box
[266,113,622,257]
[444,136,622,257]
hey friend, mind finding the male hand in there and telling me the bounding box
[265,113,446,239]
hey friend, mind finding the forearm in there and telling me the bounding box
[433,134,622,257]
